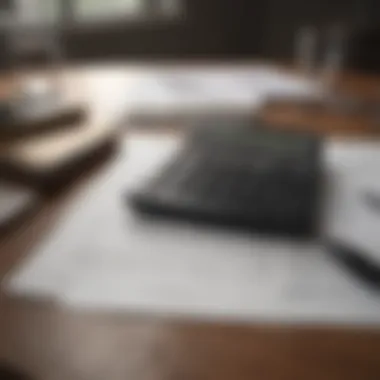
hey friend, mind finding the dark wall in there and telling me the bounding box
[1,0,378,65]
[64,0,267,60]
[63,0,378,62]
[261,0,377,61]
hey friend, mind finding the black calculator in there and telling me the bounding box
[128,119,322,237]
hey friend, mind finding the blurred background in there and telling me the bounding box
[0,0,378,70]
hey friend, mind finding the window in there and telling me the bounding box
[75,0,145,21]
[16,0,60,25]
[73,0,181,22]
[15,0,181,26]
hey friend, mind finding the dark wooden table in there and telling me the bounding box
[1,64,380,380]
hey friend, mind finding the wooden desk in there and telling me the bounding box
[1,64,380,380]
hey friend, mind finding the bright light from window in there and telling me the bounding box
[75,0,145,20]
[17,0,60,25]
[15,0,181,25]
[75,0,181,21]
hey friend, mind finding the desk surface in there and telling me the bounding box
[1,64,380,380]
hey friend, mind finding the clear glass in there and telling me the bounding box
[321,24,350,112]
[294,26,318,75]
[6,2,65,109]
[322,24,346,86]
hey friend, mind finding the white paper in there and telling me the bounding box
[128,67,323,115]
[323,140,380,265]
[5,136,380,325]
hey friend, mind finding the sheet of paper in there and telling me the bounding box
[5,136,380,325]
[128,67,323,113]
[324,140,380,265]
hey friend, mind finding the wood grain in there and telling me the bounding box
[260,69,380,137]
[260,101,380,137]
[1,64,380,380]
